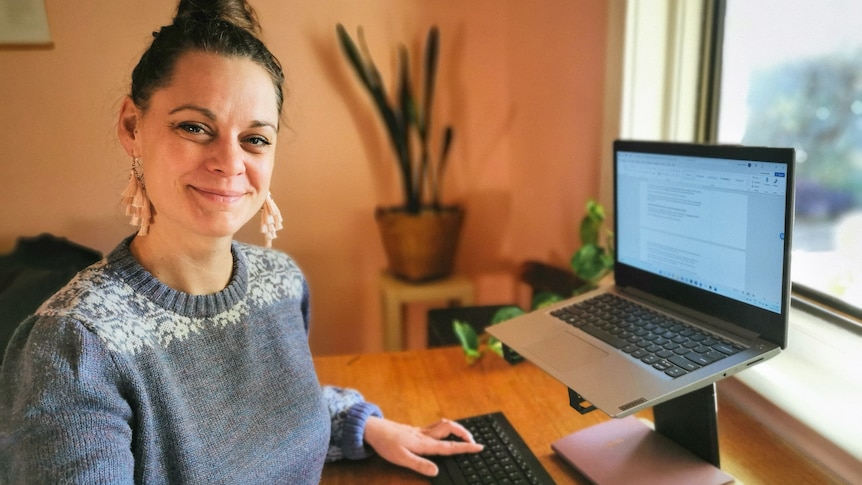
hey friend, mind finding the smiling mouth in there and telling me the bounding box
[192,186,246,203]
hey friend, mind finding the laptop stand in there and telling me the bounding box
[653,383,721,466]
[554,384,735,484]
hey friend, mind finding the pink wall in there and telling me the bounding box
[0,0,609,355]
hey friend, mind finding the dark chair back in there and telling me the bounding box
[0,234,101,361]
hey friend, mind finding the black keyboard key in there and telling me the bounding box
[431,412,555,485]
[688,349,728,366]
[712,342,741,355]
[580,324,628,348]
[622,343,639,353]
[665,366,687,378]
[632,349,650,359]
[668,354,701,372]
[690,332,708,342]
[642,354,660,365]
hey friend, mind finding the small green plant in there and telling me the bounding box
[336,24,454,214]
[452,306,523,365]
[570,199,615,291]
[453,199,614,363]
[452,320,500,364]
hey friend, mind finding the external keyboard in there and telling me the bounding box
[430,411,555,485]
[551,293,746,378]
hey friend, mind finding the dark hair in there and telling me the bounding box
[130,0,284,115]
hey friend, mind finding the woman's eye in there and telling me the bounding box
[174,123,210,137]
[245,136,271,146]
[175,122,208,135]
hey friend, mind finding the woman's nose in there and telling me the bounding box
[207,139,245,175]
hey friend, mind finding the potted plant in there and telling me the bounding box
[453,199,614,363]
[336,24,461,282]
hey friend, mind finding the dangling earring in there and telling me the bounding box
[260,192,284,248]
[121,157,153,236]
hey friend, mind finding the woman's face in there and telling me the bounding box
[123,51,280,243]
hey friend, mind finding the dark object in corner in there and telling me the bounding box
[427,305,511,348]
[519,260,583,300]
[568,387,597,414]
[501,343,524,364]
[427,304,524,364]
[0,234,102,361]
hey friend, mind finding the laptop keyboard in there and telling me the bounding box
[551,293,746,378]
[430,412,555,485]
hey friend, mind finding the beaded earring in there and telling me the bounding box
[121,157,153,236]
[261,192,284,248]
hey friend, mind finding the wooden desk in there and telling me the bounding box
[316,346,839,484]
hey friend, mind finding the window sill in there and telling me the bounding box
[718,301,862,483]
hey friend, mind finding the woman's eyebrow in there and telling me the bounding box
[169,104,216,120]
[169,104,276,130]
[249,120,277,131]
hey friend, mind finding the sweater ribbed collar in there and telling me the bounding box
[105,235,248,318]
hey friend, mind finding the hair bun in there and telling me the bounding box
[130,0,284,116]
[175,0,260,35]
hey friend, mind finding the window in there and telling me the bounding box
[716,0,862,316]
[710,0,862,475]
[614,1,862,477]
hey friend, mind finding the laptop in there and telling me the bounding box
[489,140,795,418]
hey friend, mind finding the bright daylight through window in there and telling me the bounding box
[717,0,862,314]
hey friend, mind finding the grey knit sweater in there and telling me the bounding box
[0,236,381,484]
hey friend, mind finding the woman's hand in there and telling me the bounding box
[362,416,484,477]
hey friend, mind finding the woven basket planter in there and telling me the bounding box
[375,206,464,282]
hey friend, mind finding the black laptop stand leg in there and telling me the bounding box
[652,383,721,468]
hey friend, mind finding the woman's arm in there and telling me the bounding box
[320,386,483,477]
[0,317,135,483]
[363,416,484,477]
[322,385,383,461]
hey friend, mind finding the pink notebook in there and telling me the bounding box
[552,416,734,485]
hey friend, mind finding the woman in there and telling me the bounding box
[0,0,481,482]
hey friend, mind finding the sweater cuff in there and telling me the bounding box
[342,401,383,460]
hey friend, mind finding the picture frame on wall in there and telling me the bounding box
[0,0,51,47]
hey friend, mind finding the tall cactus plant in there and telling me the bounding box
[336,24,454,214]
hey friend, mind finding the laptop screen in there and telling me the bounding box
[612,141,795,346]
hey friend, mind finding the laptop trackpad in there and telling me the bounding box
[525,332,608,372]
